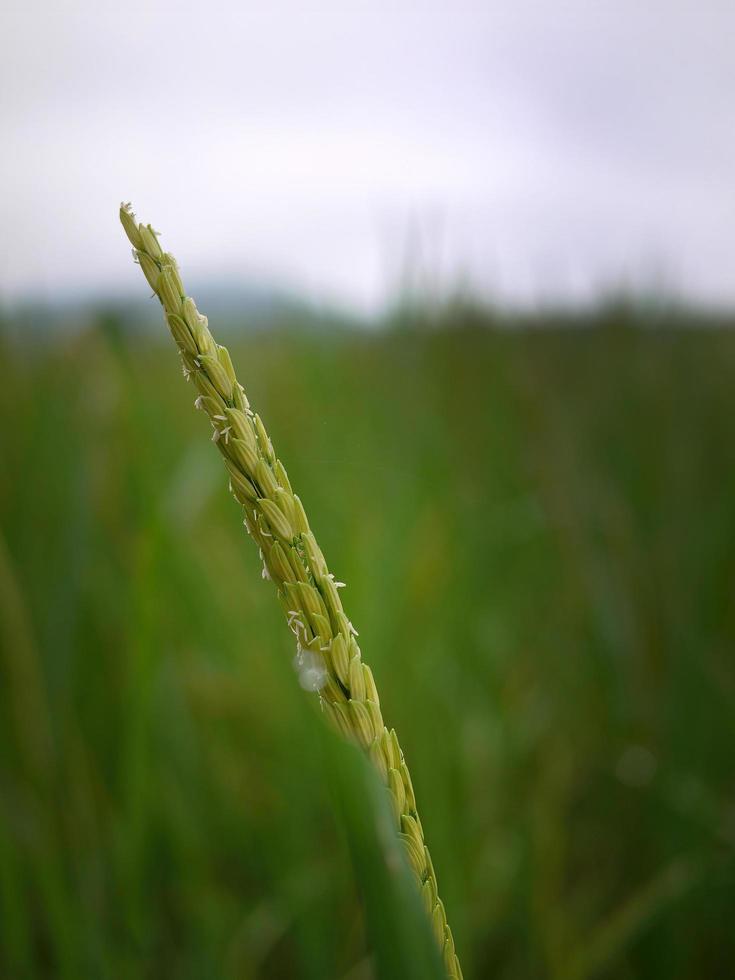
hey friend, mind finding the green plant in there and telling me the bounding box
[119,203,462,979]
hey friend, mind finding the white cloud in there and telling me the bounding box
[2,0,734,311]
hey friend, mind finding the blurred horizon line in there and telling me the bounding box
[3,275,735,334]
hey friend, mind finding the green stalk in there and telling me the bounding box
[118,203,462,979]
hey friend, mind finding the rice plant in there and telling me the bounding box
[119,203,462,979]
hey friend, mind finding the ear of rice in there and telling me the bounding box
[119,202,463,980]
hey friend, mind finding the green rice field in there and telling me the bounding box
[1,303,733,978]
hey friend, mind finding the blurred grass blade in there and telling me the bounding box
[565,856,701,980]
[322,727,446,980]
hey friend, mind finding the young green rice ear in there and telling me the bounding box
[136,250,160,292]
[138,223,163,259]
[118,203,463,980]
[119,202,143,249]
[166,313,198,355]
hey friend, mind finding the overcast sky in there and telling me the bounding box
[2,1,734,313]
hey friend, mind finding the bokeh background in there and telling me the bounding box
[1,2,734,978]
